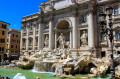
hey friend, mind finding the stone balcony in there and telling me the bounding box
[99,40,108,47]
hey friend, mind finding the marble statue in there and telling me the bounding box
[81,31,88,46]
[44,36,49,47]
[57,33,66,49]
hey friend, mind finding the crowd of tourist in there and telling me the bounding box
[0,76,40,79]
[0,75,40,79]
[0,76,10,79]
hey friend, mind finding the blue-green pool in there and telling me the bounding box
[0,68,110,79]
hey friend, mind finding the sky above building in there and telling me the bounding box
[0,0,47,30]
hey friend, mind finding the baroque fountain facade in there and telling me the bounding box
[12,0,120,78]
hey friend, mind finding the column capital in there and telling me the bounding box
[26,23,30,27]
[21,24,24,28]
[33,21,37,27]
[49,16,54,21]
[37,19,44,24]
[71,12,79,17]
[87,9,96,15]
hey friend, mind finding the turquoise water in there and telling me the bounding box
[90,74,110,79]
[0,68,110,79]
[0,68,60,79]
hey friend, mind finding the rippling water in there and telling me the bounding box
[0,67,110,79]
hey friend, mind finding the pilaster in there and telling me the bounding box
[87,6,95,48]
[72,12,78,49]
[33,21,36,51]
[49,17,54,50]
[26,23,30,51]
[38,21,43,50]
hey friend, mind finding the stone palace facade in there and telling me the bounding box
[21,0,120,58]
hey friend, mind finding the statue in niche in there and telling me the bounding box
[57,33,65,49]
[81,31,88,46]
[44,36,49,47]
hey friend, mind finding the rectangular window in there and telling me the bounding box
[114,7,119,15]
[16,35,18,37]
[2,47,4,51]
[0,47,1,51]
[2,24,6,29]
[30,24,33,30]
[24,26,26,30]
[116,31,120,40]
[13,34,14,37]
[29,39,32,46]
[0,47,4,51]
[0,39,5,43]
[101,32,105,41]
[2,31,5,35]
[11,45,13,48]
[80,15,87,23]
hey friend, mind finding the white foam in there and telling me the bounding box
[31,69,54,74]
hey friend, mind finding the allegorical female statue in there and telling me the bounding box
[57,33,65,49]
[44,36,49,47]
[81,31,88,46]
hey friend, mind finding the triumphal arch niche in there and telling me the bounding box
[21,0,108,58]
[55,19,71,49]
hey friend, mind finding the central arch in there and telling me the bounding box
[55,19,71,49]
[57,20,70,29]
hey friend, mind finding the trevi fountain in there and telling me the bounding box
[2,0,120,79]
[4,32,120,78]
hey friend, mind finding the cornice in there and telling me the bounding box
[97,0,120,7]
[21,18,38,24]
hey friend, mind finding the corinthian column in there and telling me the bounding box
[49,17,54,49]
[38,22,43,50]
[33,22,36,51]
[72,13,78,49]
[87,10,95,47]
[26,23,30,51]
